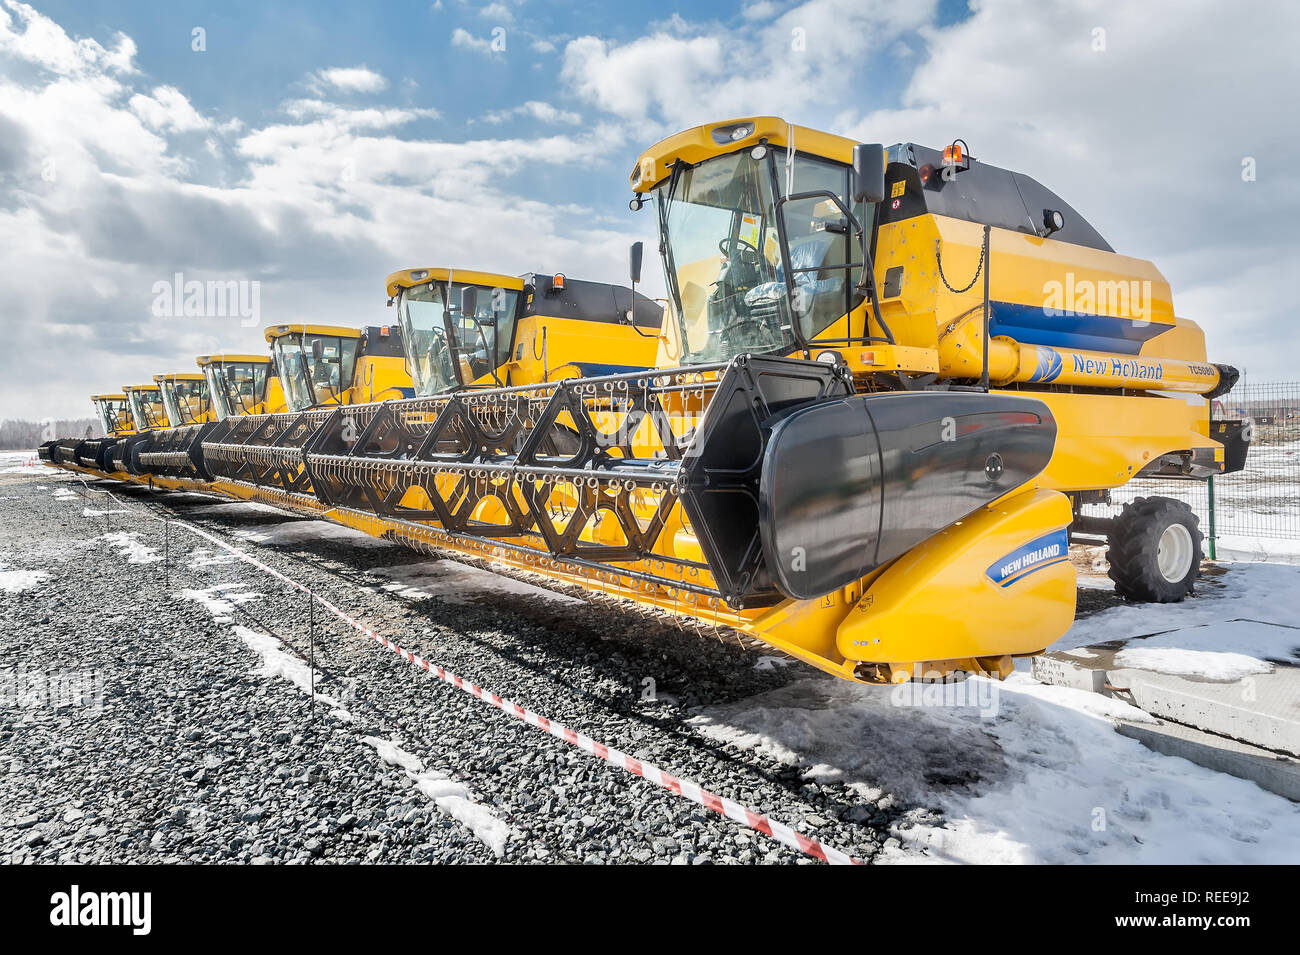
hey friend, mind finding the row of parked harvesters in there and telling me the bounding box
[40,117,1248,685]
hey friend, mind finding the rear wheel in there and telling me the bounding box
[1106,496,1203,602]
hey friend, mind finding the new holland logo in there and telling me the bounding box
[1028,346,1063,383]
[986,528,1070,587]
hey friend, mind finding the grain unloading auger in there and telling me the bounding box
[200,267,664,512]
[320,117,1246,685]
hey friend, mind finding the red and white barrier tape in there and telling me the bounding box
[159,517,860,865]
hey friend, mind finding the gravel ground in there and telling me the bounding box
[2,466,1138,865]
[2,468,945,864]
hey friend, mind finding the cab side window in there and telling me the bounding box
[780,156,867,341]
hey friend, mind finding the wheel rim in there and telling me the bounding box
[1156,523,1195,582]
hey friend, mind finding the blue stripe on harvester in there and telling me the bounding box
[988,302,1166,356]
[565,362,651,377]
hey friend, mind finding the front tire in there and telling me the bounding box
[1106,496,1203,602]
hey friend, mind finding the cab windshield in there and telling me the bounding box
[272,334,360,412]
[397,281,520,395]
[204,362,268,419]
[128,390,167,431]
[655,147,867,363]
[158,378,210,426]
[93,400,114,435]
[98,398,131,434]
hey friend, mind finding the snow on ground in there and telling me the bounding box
[691,672,1300,864]
[234,520,395,550]
[1056,562,1300,666]
[181,583,261,623]
[82,507,128,517]
[1214,535,1300,564]
[362,737,512,858]
[0,451,39,473]
[233,625,352,721]
[101,531,163,564]
[1111,646,1273,680]
[0,568,51,593]
[187,501,286,517]
[185,547,239,569]
[367,560,581,605]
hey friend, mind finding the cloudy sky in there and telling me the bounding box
[1,0,1296,420]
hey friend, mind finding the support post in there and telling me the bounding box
[308,590,315,719]
[980,225,991,391]
[1207,475,1217,560]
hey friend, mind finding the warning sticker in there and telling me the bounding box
[738,213,760,248]
[890,180,906,198]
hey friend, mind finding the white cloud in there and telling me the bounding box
[484,100,580,125]
[451,27,495,55]
[530,38,556,54]
[129,85,211,132]
[479,2,513,24]
[0,0,137,77]
[561,33,724,122]
[561,0,936,126]
[741,1,781,20]
[306,65,389,94]
[0,2,649,422]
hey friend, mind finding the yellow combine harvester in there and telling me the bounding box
[39,128,1243,685]
[199,322,413,511]
[39,394,136,474]
[200,266,664,511]
[131,372,217,481]
[198,353,286,419]
[106,383,170,476]
[314,118,1244,685]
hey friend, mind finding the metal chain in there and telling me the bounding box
[935,234,987,294]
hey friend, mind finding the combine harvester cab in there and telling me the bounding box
[200,324,411,512]
[134,372,218,483]
[315,119,1243,686]
[74,394,137,474]
[301,267,664,514]
[107,384,170,477]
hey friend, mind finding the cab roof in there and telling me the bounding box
[153,372,205,383]
[91,393,127,401]
[385,267,525,299]
[122,384,161,393]
[196,354,272,367]
[264,323,362,343]
[630,116,858,193]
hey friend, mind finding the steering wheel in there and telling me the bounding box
[718,236,760,267]
[426,333,457,388]
[718,313,780,345]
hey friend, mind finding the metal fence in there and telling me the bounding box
[1081,381,1300,555]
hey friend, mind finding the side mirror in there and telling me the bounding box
[310,338,324,361]
[461,285,478,317]
[629,241,643,285]
[852,143,886,205]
